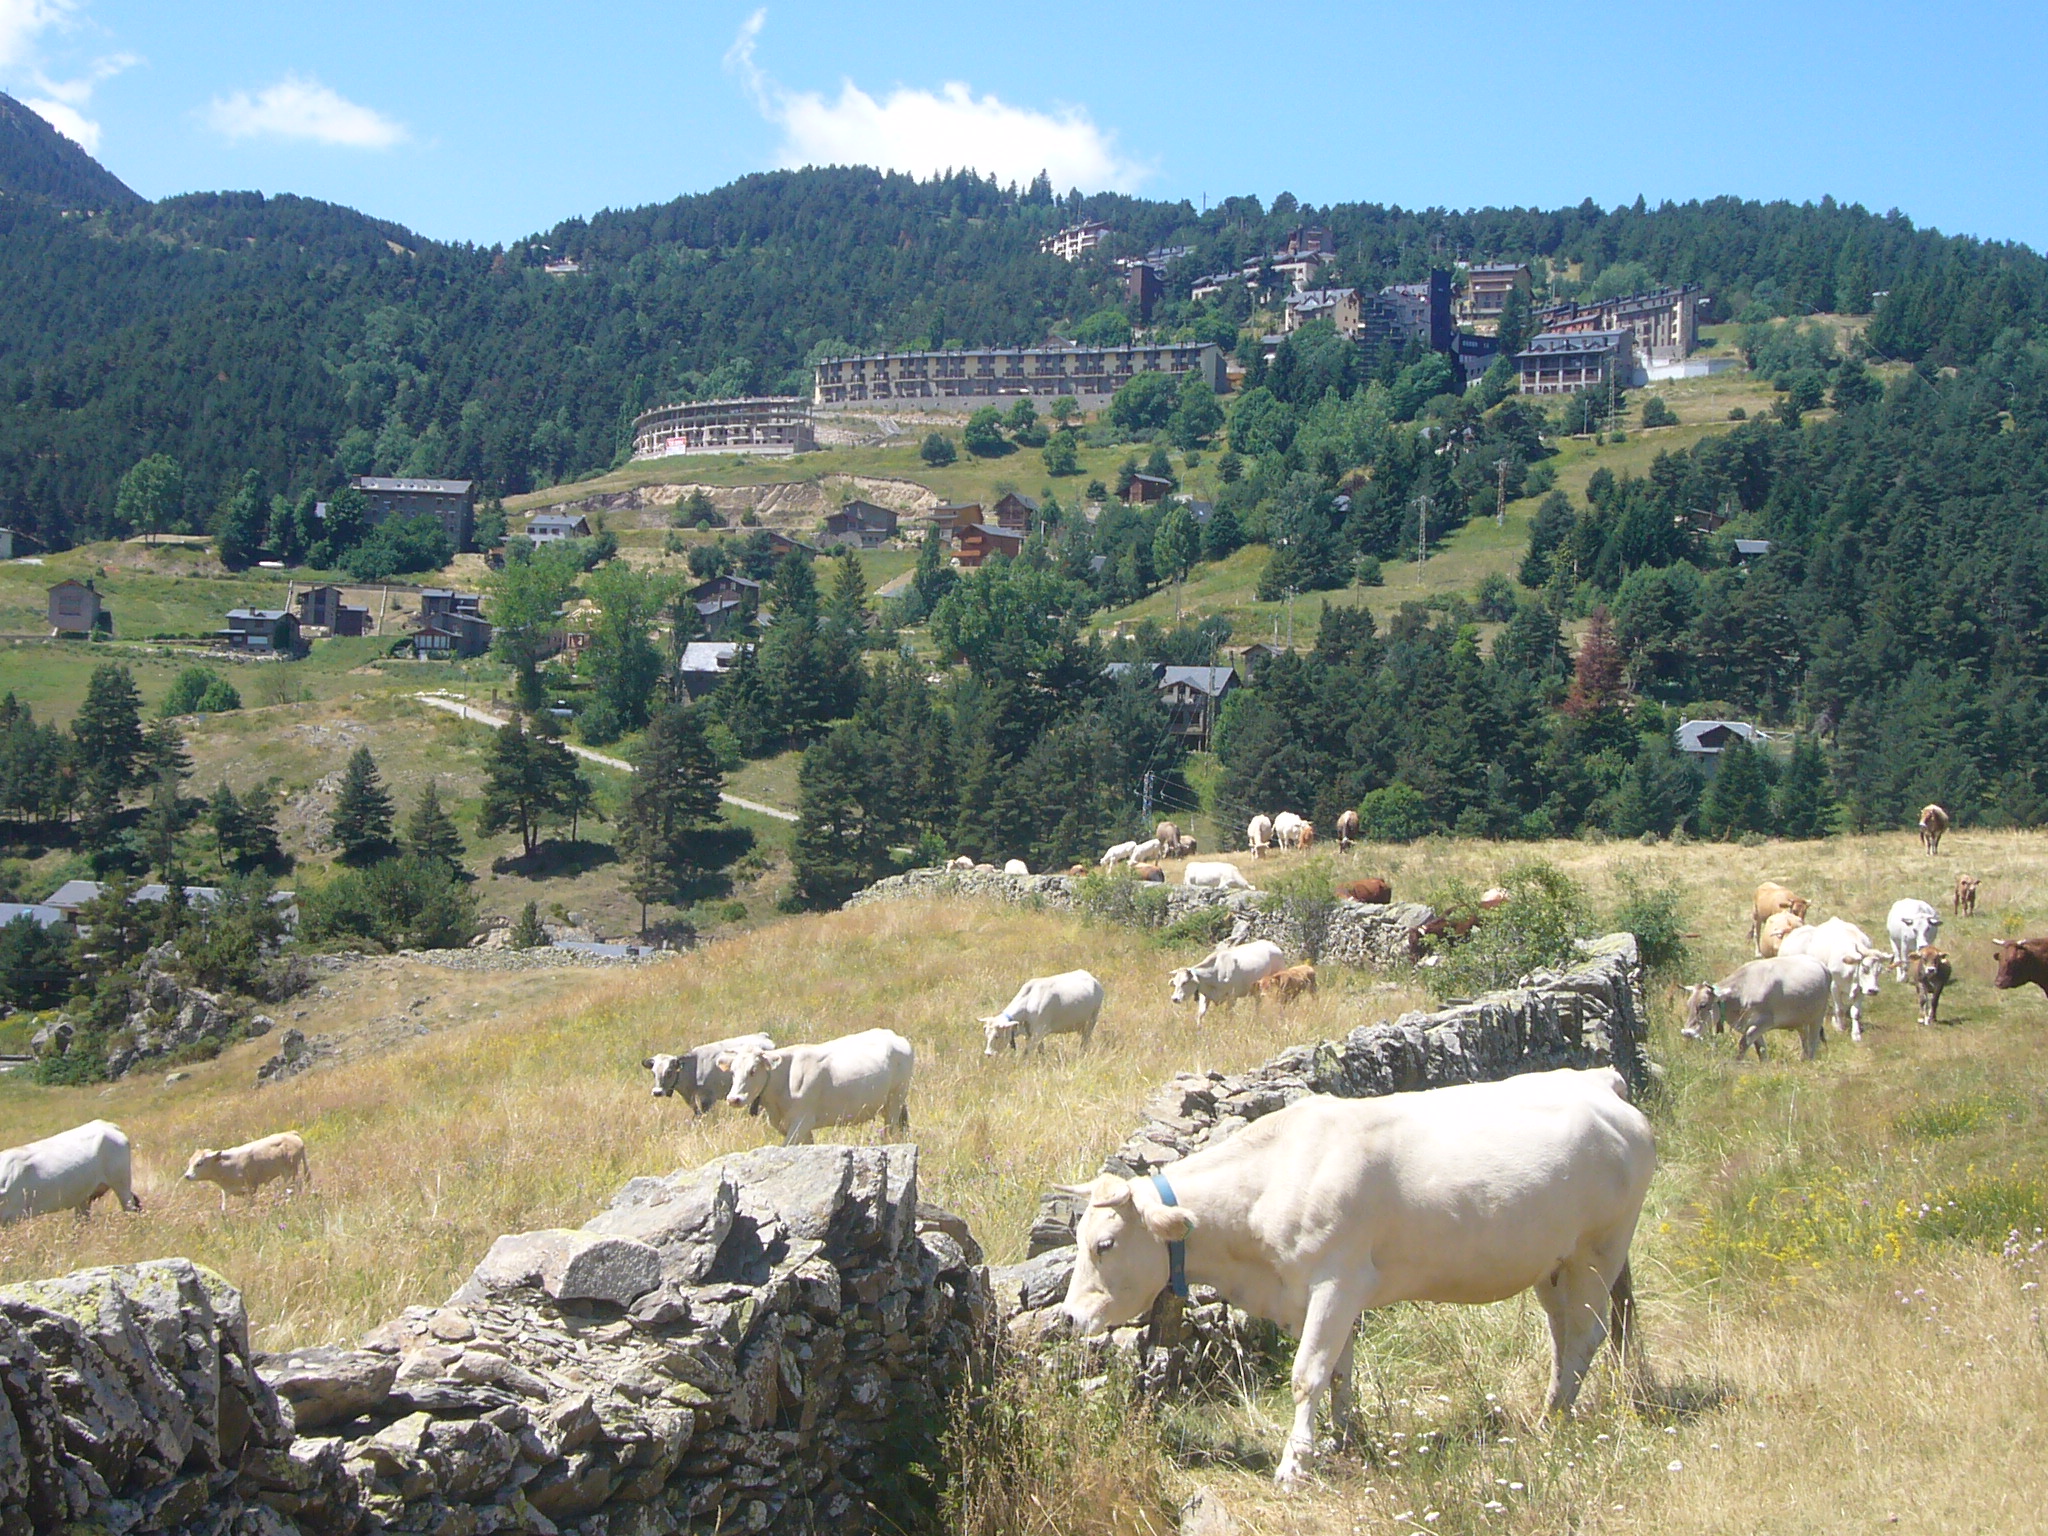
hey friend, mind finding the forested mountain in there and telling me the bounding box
[6,99,2048,551]
[0,93,139,209]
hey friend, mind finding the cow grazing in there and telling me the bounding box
[1130,863,1166,882]
[1757,909,1806,958]
[1257,963,1318,1005]
[1919,803,1950,855]
[719,1030,915,1145]
[1170,940,1287,1019]
[1887,898,1942,980]
[982,969,1105,1054]
[1295,821,1316,851]
[1406,912,1480,963]
[1154,821,1181,852]
[1341,878,1393,906]
[1683,955,1833,1061]
[1272,812,1307,850]
[1953,874,1980,916]
[1060,1068,1655,1489]
[1100,841,1139,867]
[183,1132,311,1212]
[1749,883,1811,954]
[645,1033,777,1116]
[1172,835,1199,858]
[1246,814,1275,859]
[1003,858,1030,876]
[1778,918,1886,1040]
[1129,838,1163,864]
[0,1120,142,1223]
[1992,938,2048,996]
[1335,809,1361,849]
[1183,861,1252,891]
[1908,947,1952,1027]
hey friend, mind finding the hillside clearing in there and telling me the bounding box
[2,828,2044,1530]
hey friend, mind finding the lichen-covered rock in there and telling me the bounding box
[258,1346,398,1430]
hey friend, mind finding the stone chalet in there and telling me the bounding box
[411,610,492,660]
[295,585,371,636]
[420,589,484,620]
[679,641,747,700]
[47,578,105,636]
[822,501,898,548]
[954,525,1025,568]
[931,504,980,542]
[219,609,300,654]
[1284,287,1362,336]
[690,574,765,638]
[1463,262,1531,321]
[525,513,592,544]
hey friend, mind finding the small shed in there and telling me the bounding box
[48,579,105,635]
[1127,473,1173,505]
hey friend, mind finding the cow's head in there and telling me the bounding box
[1169,969,1199,1006]
[718,1046,780,1113]
[1786,896,1811,920]
[981,1016,1020,1055]
[1911,946,1951,982]
[1060,1174,1192,1336]
[644,1054,690,1099]
[1846,948,1887,997]
[1992,940,2031,990]
[183,1150,222,1181]
[1681,983,1722,1039]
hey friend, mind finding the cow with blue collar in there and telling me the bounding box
[1059,1067,1655,1490]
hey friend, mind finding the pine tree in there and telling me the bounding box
[330,745,395,861]
[216,468,267,568]
[788,724,894,909]
[1563,608,1627,717]
[712,644,774,757]
[141,718,192,783]
[477,717,584,854]
[1773,736,1838,840]
[616,702,725,929]
[138,773,186,879]
[1700,736,1774,839]
[509,900,546,949]
[72,663,146,794]
[404,781,466,869]
[236,782,283,869]
[208,780,247,869]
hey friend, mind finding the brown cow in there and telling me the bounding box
[1953,874,1980,916]
[1918,804,1949,855]
[1341,878,1393,905]
[1129,863,1166,882]
[1750,883,1810,954]
[1406,912,1480,961]
[1907,946,1952,1027]
[1256,964,1318,1004]
[1335,809,1361,849]
[1992,938,2048,996]
[1757,909,1806,958]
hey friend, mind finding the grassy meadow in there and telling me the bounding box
[1,827,2044,1532]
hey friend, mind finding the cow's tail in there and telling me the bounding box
[1607,1261,1635,1357]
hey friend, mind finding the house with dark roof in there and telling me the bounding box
[930,503,981,543]
[1127,473,1173,505]
[420,589,483,619]
[1515,330,1636,395]
[1158,666,1238,749]
[296,585,371,636]
[354,476,475,550]
[219,608,300,654]
[525,513,592,543]
[954,524,1026,568]
[990,492,1037,531]
[47,578,105,636]
[763,529,818,558]
[411,610,492,660]
[822,500,898,548]
[1675,719,1768,762]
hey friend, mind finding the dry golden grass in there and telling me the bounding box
[4,827,2046,1533]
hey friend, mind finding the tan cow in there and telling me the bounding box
[1750,883,1810,954]
[1334,809,1361,849]
[1257,963,1318,1004]
[1757,908,1806,958]
[184,1132,311,1212]
[1953,874,1980,916]
[1907,946,1952,1027]
[1919,804,1949,855]
[1154,821,1181,853]
[1129,863,1166,882]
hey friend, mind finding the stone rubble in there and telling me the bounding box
[0,1146,985,1536]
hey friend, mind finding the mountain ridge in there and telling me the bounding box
[0,90,141,209]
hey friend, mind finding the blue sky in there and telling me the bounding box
[5,0,2046,251]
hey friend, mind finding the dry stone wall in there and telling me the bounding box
[848,866,1432,968]
[0,1146,986,1536]
[989,936,1650,1373]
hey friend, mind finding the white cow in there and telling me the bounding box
[1100,841,1140,866]
[1886,898,1942,981]
[1246,814,1275,859]
[1061,1068,1654,1489]
[1182,861,1252,891]
[720,1030,914,1145]
[1128,838,1163,864]
[1777,918,1886,1040]
[1272,811,1306,849]
[0,1120,142,1223]
[1169,939,1287,1019]
[1003,859,1030,876]
[1683,954,1833,1061]
[645,1033,777,1115]
[982,969,1105,1054]
[183,1132,311,1212]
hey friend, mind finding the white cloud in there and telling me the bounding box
[0,0,74,72]
[25,93,95,148]
[725,9,1144,192]
[204,73,407,150]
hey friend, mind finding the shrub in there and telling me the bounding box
[1641,396,1678,428]
[162,666,239,716]
[1154,904,1233,949]
[1354,553,1384,587]
[510,900,546,949]
[1421,861,1588,1001]
[920,433,956,467]
[1259,857,1339,961]
[301,854,480,952]
[1607,865,1690,975]
[1355,783,1429,842]
[1073,870,1170,929]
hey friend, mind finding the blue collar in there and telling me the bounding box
[1150,1174,1189,1299]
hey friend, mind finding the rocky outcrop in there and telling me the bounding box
[992,936,1649,1364]
[4,1146,986,1536]
[848,866,1430,968]
[32,944,270,1080]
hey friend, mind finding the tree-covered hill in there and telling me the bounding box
[0,92,140,209]
[5,109,2048,549]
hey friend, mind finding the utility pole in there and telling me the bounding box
[1413,493,1433,564]
[1142,770,1154,819]
[1285,586,1299,648]
[1494,457,1510,525]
